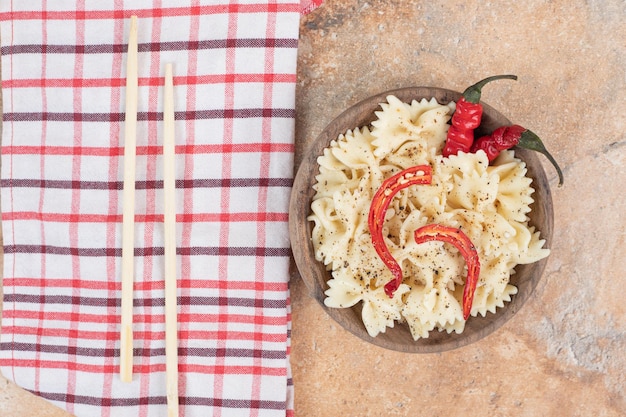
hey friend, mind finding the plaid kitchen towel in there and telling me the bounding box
[0,1,322,416]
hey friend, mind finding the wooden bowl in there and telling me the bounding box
[289,87,554,353]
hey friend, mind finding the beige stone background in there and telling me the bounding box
[1,0,625,415]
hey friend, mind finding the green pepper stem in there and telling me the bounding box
[463,74,518,103]
[518,129,564,186]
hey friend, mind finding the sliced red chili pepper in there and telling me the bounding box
[413,224,480,321]
[470,124,564,186]
[368,165,432,298]
[442,74,518,157]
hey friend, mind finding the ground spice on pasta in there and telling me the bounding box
[308,96,550,340]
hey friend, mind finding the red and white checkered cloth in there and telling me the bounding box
[0,1,322,416]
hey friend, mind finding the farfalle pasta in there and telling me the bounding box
[308,95,550,340]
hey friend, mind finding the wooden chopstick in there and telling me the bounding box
[163,63,179,417]
[120,14,138,383]
[119,19,179,416]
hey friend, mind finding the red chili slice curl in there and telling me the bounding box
[367,165,432,298]
[413,224,480,320]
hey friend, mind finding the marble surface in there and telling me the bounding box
[1,0,625,415]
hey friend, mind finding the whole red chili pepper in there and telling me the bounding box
[442,74,518,157]
[413,224,480,321]
[368,165,433,298]
[470,124,564,186]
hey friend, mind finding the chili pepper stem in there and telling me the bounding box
[462,74,518,103]
[517,130,564,186]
